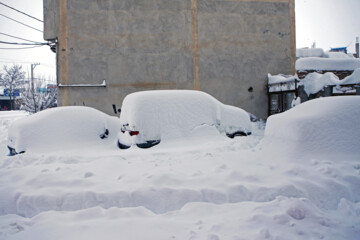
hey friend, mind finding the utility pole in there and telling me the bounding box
[31,63,40,112]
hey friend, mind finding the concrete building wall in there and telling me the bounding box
[44,0,295,119]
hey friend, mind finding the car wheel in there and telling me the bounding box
[226,131,251,139]
[136,140,161,149]
[117,141,130,149]
[100,129,109,139]
[7,146,25,156]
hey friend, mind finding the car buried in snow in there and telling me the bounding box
[118,90,252,149]
[7,106,121,155]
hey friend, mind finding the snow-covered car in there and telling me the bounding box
[118,90,252,149]
[7,106,121,155]
[264,96,360,155]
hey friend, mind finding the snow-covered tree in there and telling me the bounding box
[0,65,26,110]
[19,77,57,113]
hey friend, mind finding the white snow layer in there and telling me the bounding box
[299,72,339,95]
[296,48,328,58]
[296,48,353,59]
[299,69,360,95]
[326,51,354,59]
[0,99,360,240]
[268,73,296,85]
[296,57,360,71]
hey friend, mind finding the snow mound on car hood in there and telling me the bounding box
[8,107,121,153]
[119,90,251,141]
[263,96,360,156]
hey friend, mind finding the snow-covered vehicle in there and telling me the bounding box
[7,106,121,155]
[118,90,252,149]
[264,96,360,155]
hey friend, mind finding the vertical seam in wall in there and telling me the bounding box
[290,0,296,75]
[191,0,200,90]
[59,0,69,105]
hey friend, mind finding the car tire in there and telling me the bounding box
[226,131,251,139]
[7,146,25,156]
[117,141,130,149]
[136,140,161,149]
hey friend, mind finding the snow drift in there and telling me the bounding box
[264,96,360,155]
[1,105,360,239]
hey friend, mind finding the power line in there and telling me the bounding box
[0,2,43,23]
[0,13,43,33]
[0,32,42,44]
[0,40,48,46]
[0,45,44,50]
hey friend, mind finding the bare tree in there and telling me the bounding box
[0,65,26,110]
[19,75,57,113]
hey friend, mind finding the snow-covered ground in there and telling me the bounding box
[0,97,359,239]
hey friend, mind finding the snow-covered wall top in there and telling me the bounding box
[299,72,339,95]
[299,69,360,95]
[296,57,360,71]
[268,74,296,85]
[296,48,328,58]
[267,74,297,92]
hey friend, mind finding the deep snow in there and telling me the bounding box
[0,98,359,239]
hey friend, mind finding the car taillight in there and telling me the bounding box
[129,131,139,136]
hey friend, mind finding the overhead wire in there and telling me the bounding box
[0,2,43,22]
[0,45,44,50]
[0,32,42,44]
[0,40,48,46]
[0,13,43,33]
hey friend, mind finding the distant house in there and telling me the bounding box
[0,87,13,111]
[268,48,360,115]
[296,48,360,80]
[330,47,347,54]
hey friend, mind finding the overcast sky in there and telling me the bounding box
[296,0,360,53]
[0,0,55,82]
[0,0,359,80]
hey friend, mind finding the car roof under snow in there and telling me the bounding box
[119,90,251,139]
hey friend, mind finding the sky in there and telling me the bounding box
[0,0,359,82]
[0,0,55,83]
[296,0,360,53]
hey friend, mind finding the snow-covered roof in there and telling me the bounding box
[296,48,328,58]
[296,57,360,71]
[326,51,354,59]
